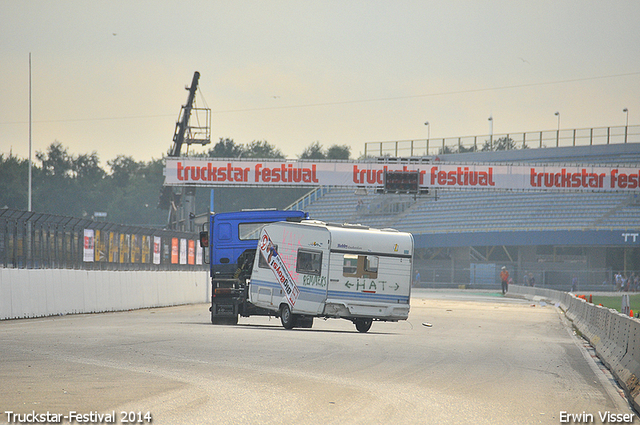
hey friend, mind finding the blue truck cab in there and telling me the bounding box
[201,209,308,324]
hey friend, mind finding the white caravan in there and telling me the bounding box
[248,220,414,332]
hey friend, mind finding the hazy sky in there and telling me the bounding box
[2,1,639,162]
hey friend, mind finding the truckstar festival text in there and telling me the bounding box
[164,159,640,192]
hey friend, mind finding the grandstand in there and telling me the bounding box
[304,190,640,233]
[295,143,640,290]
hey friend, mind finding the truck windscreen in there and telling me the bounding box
[238,222,269,240]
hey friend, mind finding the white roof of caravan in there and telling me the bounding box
[295,220,414,256]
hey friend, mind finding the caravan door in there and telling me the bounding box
[250,222,329,315]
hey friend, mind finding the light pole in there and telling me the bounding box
[28,53,32,212]
[488,116,493,150]
[424,121,430,155]
[555,111,560,147]
[623,108,629,143]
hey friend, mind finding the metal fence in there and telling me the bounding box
[365,124,640,158]
[0,208,206,271]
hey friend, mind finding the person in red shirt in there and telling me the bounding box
[500,266,509,295]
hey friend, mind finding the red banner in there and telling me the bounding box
[188,240,195,265]
[164,158,640,192]
[171,238,179,264]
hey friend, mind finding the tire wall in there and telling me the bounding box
[509,284,640,413]
[0,269,208,320]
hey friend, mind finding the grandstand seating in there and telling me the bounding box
[304,189,640,234]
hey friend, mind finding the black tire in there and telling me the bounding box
[211,314,238,325]
[296,315,314,329]
[280,304,295,329]
[354,318,373,333]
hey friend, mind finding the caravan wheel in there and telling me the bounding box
[354,318,373,333]
[280,304,295,329]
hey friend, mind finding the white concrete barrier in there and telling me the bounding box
[509,284,640,413]
[0,268,208,320]
[620,321,640,411]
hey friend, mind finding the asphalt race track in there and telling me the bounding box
[1,289,636,425]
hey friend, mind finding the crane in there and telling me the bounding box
[158,71,210,230]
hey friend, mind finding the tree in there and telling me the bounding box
[438,144,479,155]
[243,140,284,158]
[71,152,108,216]
[0,152,28,209]
[326,144,351,160]
[300,142,352,160]
[36,141,73,179]
[33,142,78,215]
[1,137,312,226]
[438,145,456,155]
[481,136,517,152]
[205,138,243,158]
[106,158,166,225]
[457,144,478,154]
[107,155,141,188]
[202,138,284,159]
[299,142,326,159]
[73,152,105,182]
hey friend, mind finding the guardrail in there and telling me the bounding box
[0,208,206,271]
[508,285,640,413]
[411,263,639,290]
[365,124,640,157]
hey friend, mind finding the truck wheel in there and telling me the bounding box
[280,304,295,329]
[211,314,238,325]
[297,315,313,328]
[354,318,373,333]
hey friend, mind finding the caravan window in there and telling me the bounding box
[365,256,379,274]
[296,249,322,276]
[343,254,379,279]
[343,254,358,275]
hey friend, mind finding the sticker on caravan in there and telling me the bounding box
[259,231,300,306]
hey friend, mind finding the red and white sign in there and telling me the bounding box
[188,240,195,265]
[171,238,179,264]
[259,230,300,307]
[153,236,161,265]
[164,158,640,192]
[83,229,94,263]
[179,238,187,265]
